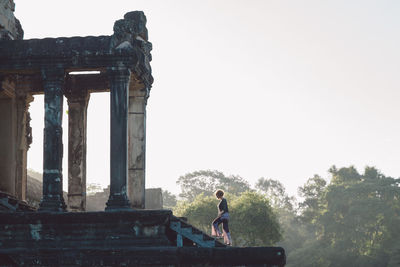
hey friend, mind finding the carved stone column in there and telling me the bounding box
[14,84,33,201]
[128,87,149,209]
[65,90,90,211]
[105,66,131,210]
[38,68,66,212]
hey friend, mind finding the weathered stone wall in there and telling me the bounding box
[145,188,163,209]
[0,0,23,40]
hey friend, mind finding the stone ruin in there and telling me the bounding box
[0,1,286,266]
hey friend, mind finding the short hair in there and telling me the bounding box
[215,189,224,198]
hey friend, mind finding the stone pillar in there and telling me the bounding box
[0,77,17,196]
[66,90,90,211]
[38,68,66,212]
[105,66,131,210]
[14,86,33,201]
[128,87,149,209]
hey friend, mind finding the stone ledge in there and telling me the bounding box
[0,209,171,225]
[0,246,286,266]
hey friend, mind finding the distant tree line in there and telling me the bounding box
[163,167,400,267]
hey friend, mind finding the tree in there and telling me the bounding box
[289,166,400,267]
[317,167,400,266]
[176,170,250,201]
[256,177,295,210]
[230,191,282,246]
[297,174,327,225]
[173,193,219,233]
[162,190,177,209]
[175,192,282,247]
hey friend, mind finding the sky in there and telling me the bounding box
[14,0,400,197]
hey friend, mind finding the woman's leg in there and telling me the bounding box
[211,217,223,236]
[222,219,232,245]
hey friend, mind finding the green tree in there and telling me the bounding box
[176,170,250,201]
[162,190,177,209]
[230,191,282,246]
[256,177,295,210]
[289,166,400,267]
[318,167,400,266]
[175,192,282,247]
[297,174,327,226]
[256,177,304,256]
[174,193,220,233]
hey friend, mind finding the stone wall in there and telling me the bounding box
[26,174,163,211]
[0,0,23,40]
[145,188,163,209]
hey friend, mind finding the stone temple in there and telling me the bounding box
[0,1,286,266]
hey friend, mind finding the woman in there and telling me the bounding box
[211,189,232,245]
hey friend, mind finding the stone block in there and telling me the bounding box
[128,96,146,113]
[128,169,145,209]
[128,113,145,168]
[145,188,163,209]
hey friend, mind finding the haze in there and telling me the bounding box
[15,0,400,196]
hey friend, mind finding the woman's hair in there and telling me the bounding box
[215,189,224,199]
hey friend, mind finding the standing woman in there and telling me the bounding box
[211,189,232,245]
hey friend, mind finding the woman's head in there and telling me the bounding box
[215,189,224,199]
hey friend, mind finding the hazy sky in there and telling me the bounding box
[15,0,400,197]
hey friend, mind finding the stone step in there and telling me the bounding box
[169,216,225,248]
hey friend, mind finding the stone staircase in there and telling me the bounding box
[169,216,226,248]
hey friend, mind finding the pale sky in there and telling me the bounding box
[15,0,400,197]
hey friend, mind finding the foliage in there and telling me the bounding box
[174,192,282,246]
[162,190,177,209]
[176,170,250,201]
[174,193,217,233]
[171,167,400,266]
[297,174,327,229]
[256,177,296,211]
[288,166,400,267]
[230,191,282,246]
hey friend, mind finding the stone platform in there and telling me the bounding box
[0,210,286,266]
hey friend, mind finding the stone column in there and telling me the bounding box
[105,66,131,210]
[66,90,90,211]
[0,77,17,196]
[128,87,149,209]
[14,86,33,201]
[38,68,66,212]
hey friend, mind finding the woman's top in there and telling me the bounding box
[218,198,229,216]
